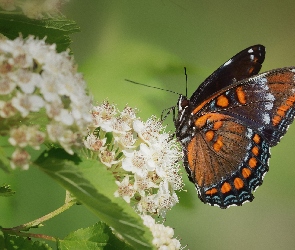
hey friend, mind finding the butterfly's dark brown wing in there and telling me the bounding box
[177,67,295,208]
[190,45,265,107]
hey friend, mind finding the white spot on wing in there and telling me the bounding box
[265,102,273,110]
[262,113,270,124]
[260,78,268,88]
[266,93,275,101]
[248,48,254,53]
[250,55,254,60]
[224,59,233,66]
[246,128,253,138]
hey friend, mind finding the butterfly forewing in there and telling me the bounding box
[190,45,265,107]
[175,45,295,208]
[197,67,295,146]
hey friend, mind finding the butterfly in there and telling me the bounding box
[174,45,295,208]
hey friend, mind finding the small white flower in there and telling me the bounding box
[10,69,40,94]
[10,148,31,170]
[134,174,158,196]
[57,109,74,126]
[11,92,44,117]
[114,175,135,203]
[47,123,79,154]
[0,37,25,60]
[99,149,119,168]
[71,100,93,123]
[27,126,46,150]
[0,100,17,118]
[133,116,163,144]
[114,131,136,148]
[120,106,137,127]
[0,75,16,95]
[137,195,158,214]
[84,134,106,152]
[122,146,151,177]
[112,117,131,134]
[91,101,117,132]
[46,122,66,142]
[9,126,28,148]
[45,100,63,119]
[156,181,179,216]
[39,72,60,102]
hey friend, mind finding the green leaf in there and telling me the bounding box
[0,184,15,197]
[58,222,133,250]
[0,231,52,250]
[35,148,154,250]
[0,14,80,52]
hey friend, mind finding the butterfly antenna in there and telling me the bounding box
[184,67,188,97]
[125,79,181,95]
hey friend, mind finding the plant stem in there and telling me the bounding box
[2,200,76,240]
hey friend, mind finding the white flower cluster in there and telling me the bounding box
[0,36,92,169]
[142,215,182,250]
[0,0,69,19]
[85,101,184,216]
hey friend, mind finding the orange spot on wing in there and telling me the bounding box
[213,121,223,129]
[195,113,228,129]
[286,95,295,106]
[249,157,257,168]
[221,182,231,194]
[276,109,285,117]
[278,105,290,112]
[205,130,214,141]
[216,95,229,107]
[195,115,208,128]
[251,146,259,156]
[213,136,223,152]
[236,86,247,104]
[248,67,254,75]
[253,134,261,144]
[272,115,282,126]
[234,177,244,190]
[242,168,251,178]
[273,94,295,126]
[205,188,218,196]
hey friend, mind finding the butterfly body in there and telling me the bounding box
[175,45,295,208]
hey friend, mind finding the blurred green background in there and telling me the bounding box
[1,1,295,249]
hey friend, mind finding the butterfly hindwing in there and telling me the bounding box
[181,111,271,208]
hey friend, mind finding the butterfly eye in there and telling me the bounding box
[178,96,189,109]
